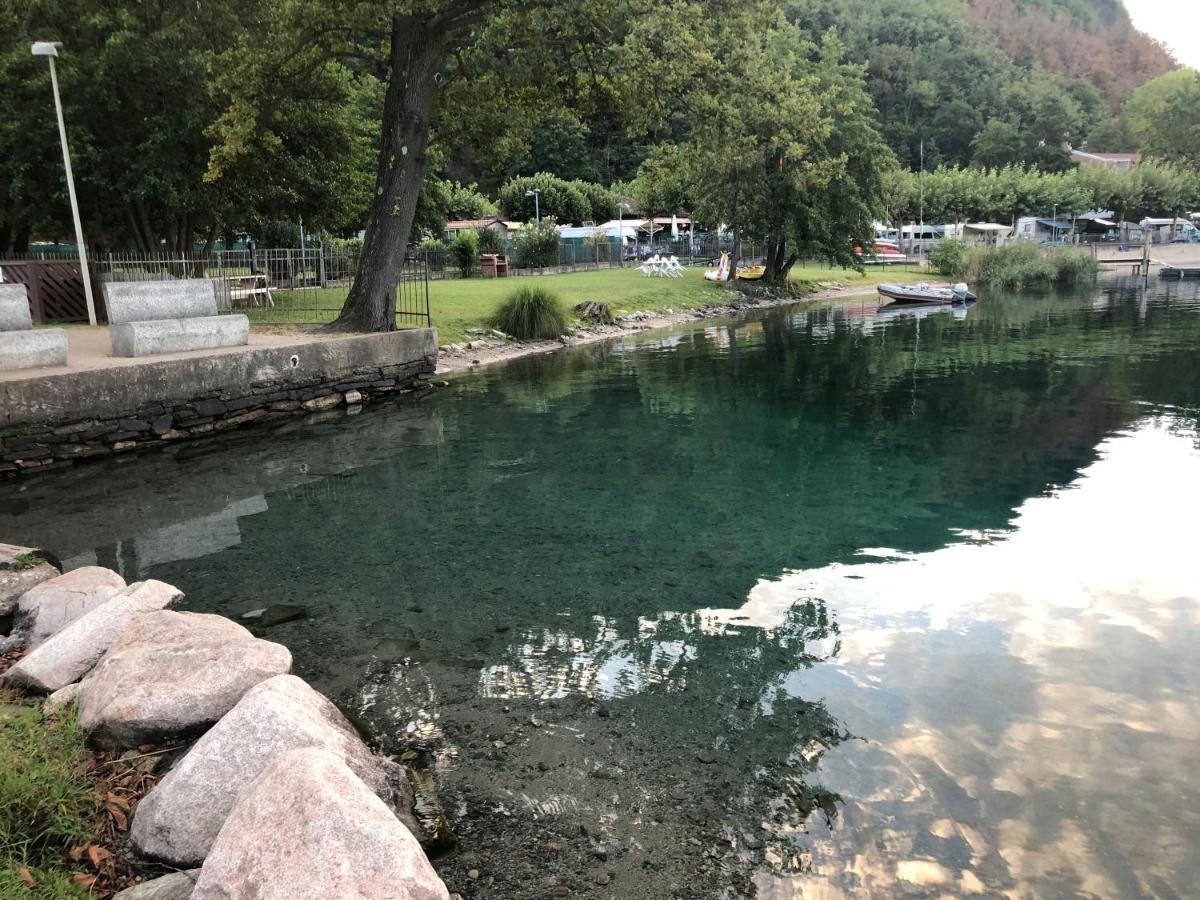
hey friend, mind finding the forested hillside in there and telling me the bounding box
[454,0,1176,186]
[1,0,1187,259]
[970,0,1174,107]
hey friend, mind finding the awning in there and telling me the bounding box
[1036,219,1074,229]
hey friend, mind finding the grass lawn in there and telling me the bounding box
[0,696,96,898]
[254,263,927,344]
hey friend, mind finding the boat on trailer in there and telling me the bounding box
[877,281,976,305]
[855,239,909,264]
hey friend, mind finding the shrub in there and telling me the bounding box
[929,238,968,278]
[1048,247,1100,285]
[493,286,568,340]
[450,229,480,278]
[476,227,505,254]
[511,217,562,268]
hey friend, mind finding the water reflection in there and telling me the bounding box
[752,420,1200,897]
[1,280,1199,896]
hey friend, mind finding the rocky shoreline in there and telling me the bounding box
[436,282,886,375]
[0,542,454,899]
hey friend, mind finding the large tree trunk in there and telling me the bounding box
[764,239,796,285]
[332,15,446,332]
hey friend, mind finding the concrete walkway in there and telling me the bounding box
[0,327,347,383]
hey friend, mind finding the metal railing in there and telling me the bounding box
[92,246,428,328]
[422,234,766,279]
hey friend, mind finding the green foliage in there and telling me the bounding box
[655,15,891,280]
[497,174,590,225]
[1124,69,1200,169]
[886,162,1200,225]
[10,553,42,571]
[0,704,95,894]
[476,227,505,253]
[1,1,377,254]
[450,229,481,277]
[510,217,562,268]
[446,182,499,221]
[929,239,970,279]
[1046,245,1100,285]
[633,146,696,217]
[492,285,569,340]
[570,181,620,224]
[951,242,1098,290]
[788,0,1168,169]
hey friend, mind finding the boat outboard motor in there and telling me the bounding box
[951,282,976,303]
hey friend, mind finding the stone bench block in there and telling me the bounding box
[110,315,249,357]
[103,279,219,324]
[0,329,69,370]
[0,284,34,330]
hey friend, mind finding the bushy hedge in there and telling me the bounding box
[498,174,590,225]
[493,285,568,340]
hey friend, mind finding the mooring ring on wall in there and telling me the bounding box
[289,355,300,369]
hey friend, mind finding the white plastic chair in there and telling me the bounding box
[665,255,684,277]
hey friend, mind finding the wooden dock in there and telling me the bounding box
[1160,264,1200,279]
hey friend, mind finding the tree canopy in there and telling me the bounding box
[0,0,1191,328]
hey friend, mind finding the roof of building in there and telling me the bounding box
[1069,149,1141,166]
[444,216,518,230]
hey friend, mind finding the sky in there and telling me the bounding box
[1123,0,1200,69]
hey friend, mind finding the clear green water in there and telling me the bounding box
[3,278,1200,898]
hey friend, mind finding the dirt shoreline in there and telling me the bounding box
[435,283,887,375]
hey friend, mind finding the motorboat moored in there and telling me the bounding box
[877,281,976,304]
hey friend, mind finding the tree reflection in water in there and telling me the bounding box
[349,597,849,896]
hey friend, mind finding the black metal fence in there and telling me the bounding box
[85,247,428,327]
[423,233,766,279]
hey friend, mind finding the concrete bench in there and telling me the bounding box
[102,280,249,358]
[0,283,69,370]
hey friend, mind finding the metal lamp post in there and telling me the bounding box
[31,41,97,326]
[524,189,540,227]
[618,201,629,266]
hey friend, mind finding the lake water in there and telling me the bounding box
[3,278,1199,898]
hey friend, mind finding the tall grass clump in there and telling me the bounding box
[492,285,568,340]
[0,703,97,896]
[1047,246,1100,285]
[932,240,1100,291]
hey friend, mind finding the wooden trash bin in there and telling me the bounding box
[481,254,510,278]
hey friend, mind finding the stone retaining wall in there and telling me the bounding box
[0,329,437,475]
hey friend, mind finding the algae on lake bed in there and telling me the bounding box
[4,277,1200,898]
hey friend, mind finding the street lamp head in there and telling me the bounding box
[31,41,62,57]
[525,189,539,197]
